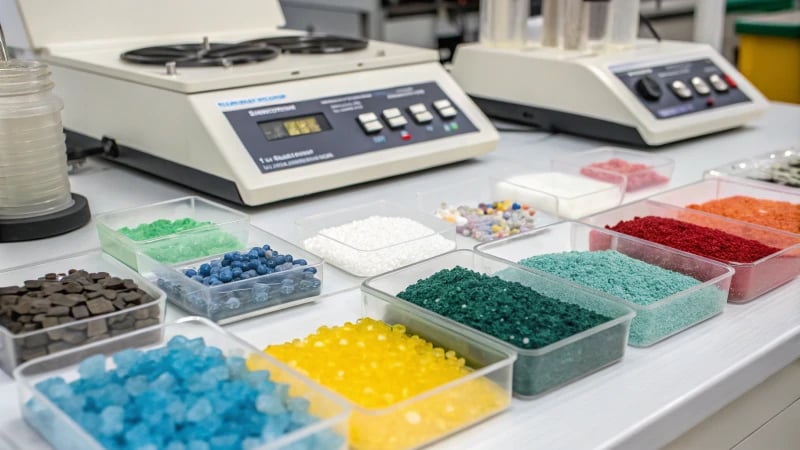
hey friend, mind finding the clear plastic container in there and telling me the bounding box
[95,196,249,271]
[416,176,559,243]
[363,250,635,398]
[0,60,73,219]
[551,147,674,195]
[580,200,800,303]
[540,0,561,47]
[562,0,589,51]
[704,146,800,190]
[0,250,166,375]
[14,317,350,450]
[586,0,611,49]
[138,226,325,324]
[475,221,734,347]
[255,289,514,450]
[479,0,530,48]
[296,200,456,277]
[649,177,800,234]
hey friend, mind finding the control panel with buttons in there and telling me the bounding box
[613,58,751,119]
[224,82,478,174]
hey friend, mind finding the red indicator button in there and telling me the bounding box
[706,97,715,107]
[401,132,411,141]
[723,74,737,88]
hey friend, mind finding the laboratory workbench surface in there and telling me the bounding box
[0,102,798,450]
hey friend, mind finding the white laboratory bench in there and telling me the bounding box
[0,103,798,450]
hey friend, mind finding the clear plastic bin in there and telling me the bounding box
[704,146,800,189]
[420,170,624,221]
[475,221,734,347]
[580,200,800,303]
[363,250,634,398]
[416,176,561,243]
[551,147,674,194]
[14,317,350,450]
[95,196,249,271]
[254,289,515,450]
[296,200,456,277]
[650,177,800,234]
[0,250,166,375]
[138,226,324,324]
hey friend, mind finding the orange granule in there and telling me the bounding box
[687,195,800,234]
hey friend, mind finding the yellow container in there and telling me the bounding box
[736,11,800,103]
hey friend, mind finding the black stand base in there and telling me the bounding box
[0,194,91,242]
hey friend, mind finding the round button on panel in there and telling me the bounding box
[635,76,662,101]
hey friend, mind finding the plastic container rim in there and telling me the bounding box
[362,249,636,357]
[582,199,800,267]
[295,199,455,253]
[13,316,352,450]
[489,170,626,202]
[0,248,167,340]
[94,196,248,246]
[138,226,324,292]
[474,221,735,312]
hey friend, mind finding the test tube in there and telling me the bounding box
[562,0,588,51]
[541,0,561,47]
[479,0,530,48]
[586,0,611,49]
[607,0,640,48]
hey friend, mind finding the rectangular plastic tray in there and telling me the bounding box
[550,146,674,194]
[704,146,800,189]
[138,226,324,324]
[649,177,800,234]
[253,289,515,450]
[580,200,800,303]
[0,250,166,376]
[295,200,457,277]
[14,317,350,450]
[418,167,624,222]
[363,250,634,399]
[95,196,249,271]
[475,221,734,347]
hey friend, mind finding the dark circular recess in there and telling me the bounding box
[240,34,369,54]
[120,42,280,67]
[0,193,91,242]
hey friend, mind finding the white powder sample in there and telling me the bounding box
[495,172,622,219]
[302,216,456,277]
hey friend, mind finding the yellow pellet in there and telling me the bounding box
[262,318,508,450]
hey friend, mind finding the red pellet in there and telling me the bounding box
[607,216,782,263]
[580,158,669,192]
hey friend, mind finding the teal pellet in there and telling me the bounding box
[518,250,726,347]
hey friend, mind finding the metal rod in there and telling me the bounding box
[0,21,10,64]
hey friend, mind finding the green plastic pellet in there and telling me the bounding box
[518,250,725,347]
[118,218,213,241]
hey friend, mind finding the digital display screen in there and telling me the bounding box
[258,114,332,141]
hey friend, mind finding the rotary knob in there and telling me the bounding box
[635,76,662,101]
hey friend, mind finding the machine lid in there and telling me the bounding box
[11,0,286,50]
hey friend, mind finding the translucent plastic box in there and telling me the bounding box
[650,177,800,234]
[419,168,624,223]
[416,175,561,243]
[0,250,166,375]
[138,226,324,324]
[254,288,515,450]
[296,200,457,277]
[551,147,674,194]
[15,317,350,450]
[476,221,734,347]
[580,200,800,303]
[363,250,635,398]
[705,146,799,189]
[96,196,249,271]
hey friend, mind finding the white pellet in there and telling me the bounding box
[495,171,622,219]
[303,215,456,277]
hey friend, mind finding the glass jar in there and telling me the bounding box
[0,60,73,219]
